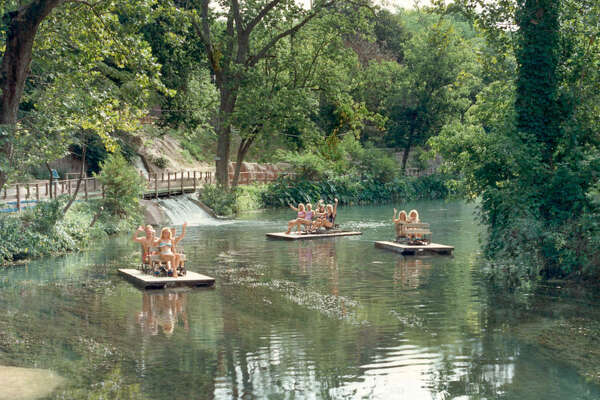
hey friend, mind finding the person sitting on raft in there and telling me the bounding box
[322,199,338,229]
[286,203,306,234]
[288,203,315,234]
[309,201,326,231]
[312,198,338,231]
[406,209,426,244]
[169,222,187,272]
[393,209,408,242]
[155,228,179,277]
[133,225,156,264]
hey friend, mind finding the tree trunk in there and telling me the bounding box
[401,130,414,172]
[45,162,53,199]
[0,0,64,187]
[231,137,254,188]
[63,144,86,214]
[214,87,238,188]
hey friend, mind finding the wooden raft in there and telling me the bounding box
[118,269,215,289]
[374,241,454,256]
[266,231,362,240]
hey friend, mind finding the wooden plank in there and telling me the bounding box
[118,269,215,289]
[266,231,362,240]
[374,241,454,256]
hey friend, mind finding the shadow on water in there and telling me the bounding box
[0,201,600,399]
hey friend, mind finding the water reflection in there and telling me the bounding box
[137,290,189,336]
[2,202,600,399]
[393,256,433,289]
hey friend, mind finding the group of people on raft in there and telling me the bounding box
[393,208,430,245]
[285,198,338,234]
[132,222,187,277]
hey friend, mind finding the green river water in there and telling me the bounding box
[1,201,600,399]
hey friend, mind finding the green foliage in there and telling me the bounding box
[261,173,451,208]
[0,198,114,264]
[94,153,145,222]
[432,0,600,285]
[199,184,239,217]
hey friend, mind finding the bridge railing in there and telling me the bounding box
[1,169,296,212]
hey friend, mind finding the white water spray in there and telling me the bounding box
[158,195,226,226]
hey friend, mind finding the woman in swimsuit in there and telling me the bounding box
[321,198,338,229]
[407,209,421,242]
[169,222,187,271]
[310,202,327,231]
[393,209,408,241]
[297,203,314,232]
[156,227,178,277]
[286,203,305,234]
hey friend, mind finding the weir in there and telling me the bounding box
[157,194,221,226]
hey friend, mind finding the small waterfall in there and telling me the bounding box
[133,155,149,178]
[158,195,223,226]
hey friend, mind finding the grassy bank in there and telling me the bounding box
[199,173,453,216]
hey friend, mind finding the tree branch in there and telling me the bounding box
[245,0,284,34]
[246,0,336,67]
[230,0,245,35]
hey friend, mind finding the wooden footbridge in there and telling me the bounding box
[1,170,291,212]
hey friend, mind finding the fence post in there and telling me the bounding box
[102,184,105,198]
[44,183,48,197]
[54,182,58,197]
[180,170,184,194]
[161,172,164,182]
[67,179,71,195]
[36,183,40,201]
[154,173,158,199]
[84,178,88,200]
[16,184,20,211]
[167,173,171,196]
[26,184,30,199]
[193,171,197,192]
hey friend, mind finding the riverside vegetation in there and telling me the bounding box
[0,154,144,264]
[2,0,600,289]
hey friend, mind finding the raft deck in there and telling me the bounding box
[118,268,215,289]
[266,231,362,240]
[374,241,454,256]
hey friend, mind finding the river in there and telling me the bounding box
[1,201,599,399]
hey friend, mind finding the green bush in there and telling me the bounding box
[260,173,452,208]
[95,153,145,222]
[0,198,111,264]
[199,184,238,216]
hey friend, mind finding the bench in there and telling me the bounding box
[397,222,432,245]
[141,247,187,276]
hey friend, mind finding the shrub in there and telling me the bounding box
[152,156,169,169]
[261,173,451,208]
[95,153,145,222]
[199,184,238,216]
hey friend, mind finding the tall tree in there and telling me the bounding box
[192,0,370,188]
[0,0,163,189]
[0,0,64,188]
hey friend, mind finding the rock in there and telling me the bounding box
[0,366,64,400]
[141,199,169,225]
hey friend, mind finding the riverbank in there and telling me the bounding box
[0,197,141,266]
[199,173,453,216]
